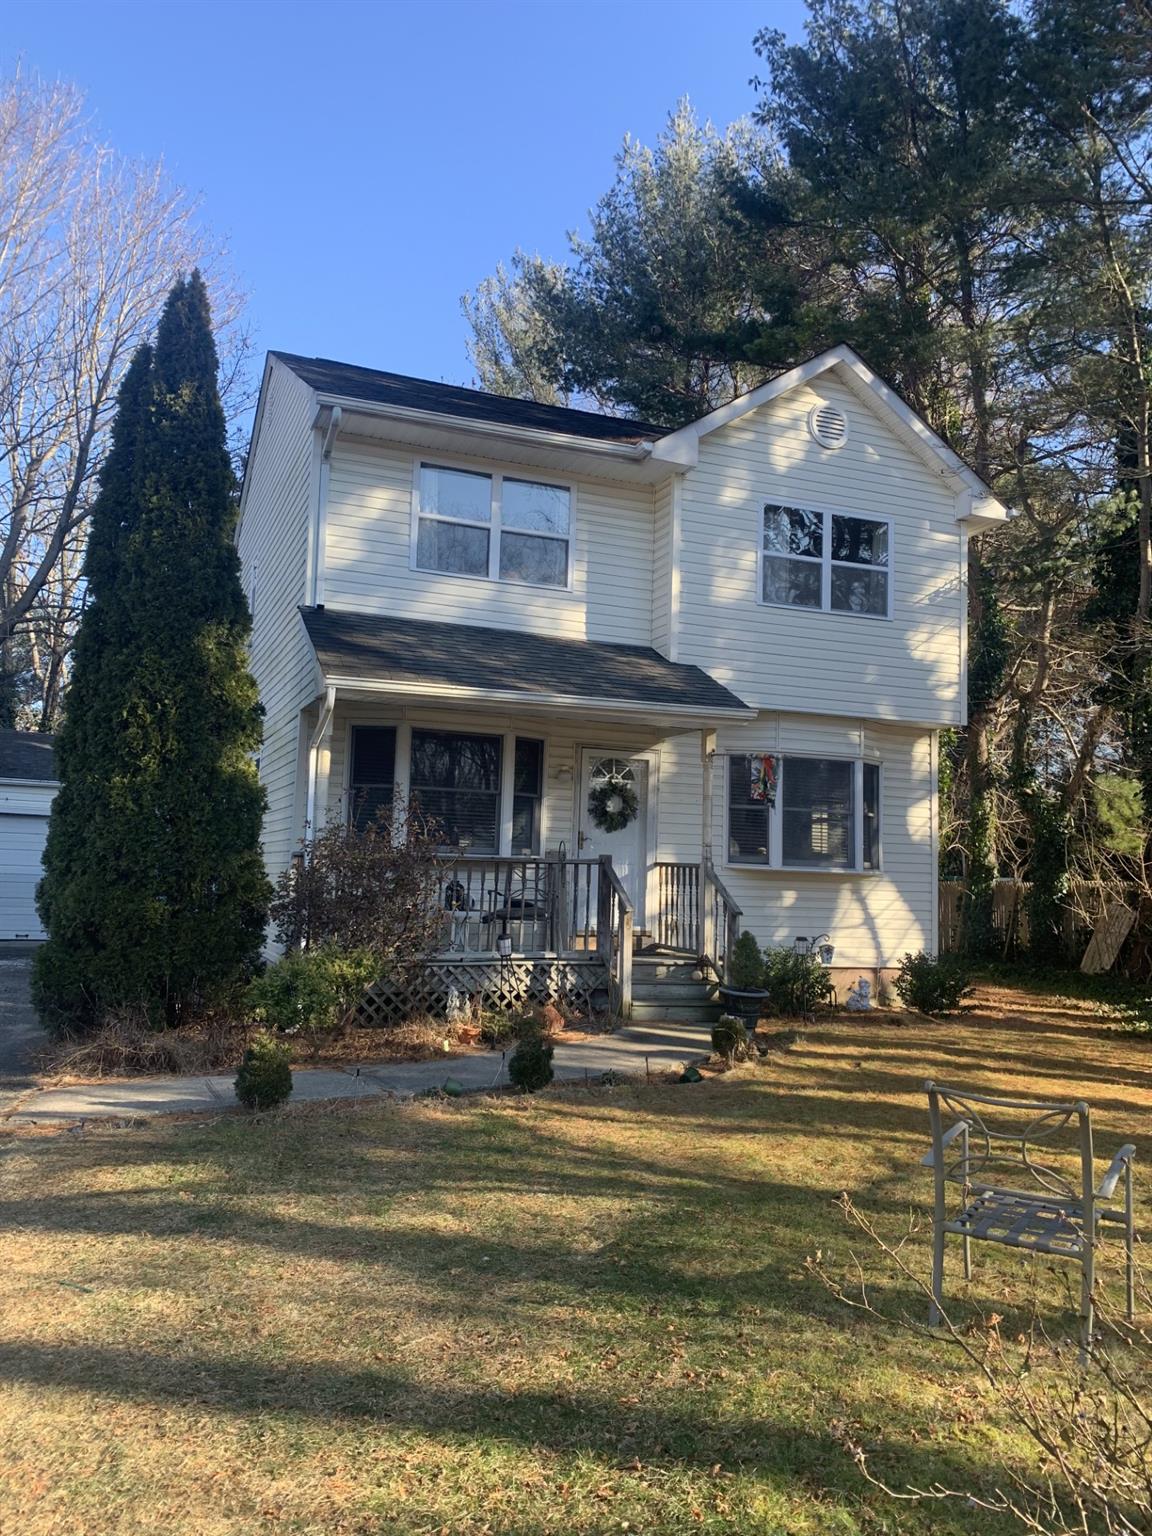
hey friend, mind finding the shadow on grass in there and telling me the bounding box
[0,1334,1027,1532]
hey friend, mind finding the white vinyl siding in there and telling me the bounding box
[321,704,932,971]
[235,360,319,883]
[324,440,655,645]
[651,477,675,657]
[676,374,965,724]
[704,713,935,969]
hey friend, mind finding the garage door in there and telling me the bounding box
[0,813,50,939]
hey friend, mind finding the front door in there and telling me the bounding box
[578,751,648,927]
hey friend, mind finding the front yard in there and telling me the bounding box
[1,981,1148,1535]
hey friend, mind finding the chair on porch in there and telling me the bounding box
[922,1080,1137,1352]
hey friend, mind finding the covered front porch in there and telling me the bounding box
[298,606,755,1017]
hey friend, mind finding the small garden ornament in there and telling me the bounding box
[846,977,873,1011]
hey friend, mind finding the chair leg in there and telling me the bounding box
[1080,1247,1095,1363]
[1125,1164,1136,1325]
[962,1230,972,1282]
[930,1223,945,1327]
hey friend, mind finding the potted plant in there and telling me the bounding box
[719,930,770,1023]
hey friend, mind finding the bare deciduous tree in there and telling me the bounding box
[0,70,250,729]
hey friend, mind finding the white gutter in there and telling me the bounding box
[307,406,343,607]
[304,685,336,832]
[310,396,654,464]
[320,675,756,721]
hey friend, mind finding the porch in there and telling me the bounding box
[345,852,743,1024]
[298,606,756,1021]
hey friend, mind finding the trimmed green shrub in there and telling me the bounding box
[712,1015,748,1061]
[34,278,269,1033]
[508,1035,554,1092]
[762,948,836,1014]
[478,1012,520,1047]
[234,1033,293,1110]
[245,946,378,1041]
[727,931,765,991]
[894,951,973,1015]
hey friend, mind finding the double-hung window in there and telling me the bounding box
[727,754,881,871]
[416,464,571,588]
[348,726,397,830]
[511,738,544,855]
[410,729,502,853]
[761,503,890,617]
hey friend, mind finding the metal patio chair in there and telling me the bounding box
[923,1080,1137,1352]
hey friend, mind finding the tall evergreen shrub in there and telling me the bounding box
[35,273,268,1029]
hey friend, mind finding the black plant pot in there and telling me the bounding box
[718,986,769,1024]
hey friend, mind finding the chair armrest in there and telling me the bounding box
[921,1119,969,1168]
[1096,1144,1137,1200]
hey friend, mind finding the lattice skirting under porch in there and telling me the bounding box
[357,957,612,1027]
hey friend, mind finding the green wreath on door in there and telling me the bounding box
[587,776,639,834]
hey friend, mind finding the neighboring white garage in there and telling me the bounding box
[0,730,57,941]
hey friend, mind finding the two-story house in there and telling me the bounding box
[237,344,1005,1018]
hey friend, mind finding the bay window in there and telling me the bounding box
[761,503,890,617]
[727,754,881,871]
[416,463,571,588]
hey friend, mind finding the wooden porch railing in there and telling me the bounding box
[701,857,742,985]
[438,856,600,956]
[597,854,634,1017]
[653,861,701,953]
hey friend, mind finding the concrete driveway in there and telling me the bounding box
[0,942,48,1112]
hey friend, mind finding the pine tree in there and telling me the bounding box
[34,274,268,1030]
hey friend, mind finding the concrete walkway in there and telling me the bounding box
[2,1019,714,1126]
[0,942,50,1114]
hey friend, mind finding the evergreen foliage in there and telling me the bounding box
[894,952,973,1015]
[234,1033,293,1111]
[245,947,379,1044]
[467,0,1152,970]
[508,1035,554,1093]
[727,931,765,992]
[34,273,268,1031]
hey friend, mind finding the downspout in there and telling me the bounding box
[310,406,343,606]
[305,685,336,833]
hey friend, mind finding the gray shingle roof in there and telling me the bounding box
[300,608,752,716]
[272,352,668,444]
[0,729,56,782]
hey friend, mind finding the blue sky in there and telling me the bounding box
[6,0,810,386]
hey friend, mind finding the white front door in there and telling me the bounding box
[578,751,647,926]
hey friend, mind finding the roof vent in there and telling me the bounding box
[808,401,849,450]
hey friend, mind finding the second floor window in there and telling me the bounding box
[761,503,890,617]
[416,464,570,588]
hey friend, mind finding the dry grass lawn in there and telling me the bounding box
[0,980,1149,1536]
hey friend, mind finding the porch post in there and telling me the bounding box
[700,729,716,962]
[305,687,336,834]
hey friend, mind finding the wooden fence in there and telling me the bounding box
[938,879,1121,958]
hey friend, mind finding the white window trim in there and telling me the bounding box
[724,752,883,875]
[757,503,894,621]
[345,719,546,858]
[410,457,575,593]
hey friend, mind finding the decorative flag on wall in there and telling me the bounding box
[750,754,777,806]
